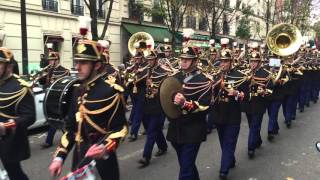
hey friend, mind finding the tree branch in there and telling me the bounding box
[84,0,90,9]
[100,0,114,39]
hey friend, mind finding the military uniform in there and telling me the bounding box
[126,52,148,141]
[206,42,218,133]
[38,51,70,88]
[52,39,127,180]
[40,50,70,148]
[0,47,35,180]
[241,49,273,158]
[139,51,170,167]
[166,47,212,180]
[211,46,249,178]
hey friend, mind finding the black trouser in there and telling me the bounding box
[95,152,120,180]
[2,160,29,180]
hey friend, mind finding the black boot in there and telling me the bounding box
[128,134,137,142]
[267,134,275,142]
[219,172,228,180]
[138,157,150,168]
[286,122,291,128]
[248,150,255,159]
[154,149,167,157]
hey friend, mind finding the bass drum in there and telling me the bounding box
[43,76,79,129]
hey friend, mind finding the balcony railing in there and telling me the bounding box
[42,0,58,12]
[71,4,84,16]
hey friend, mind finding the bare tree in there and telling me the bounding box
[194,0,242,39]
[158,0,191,50]
[84,0,114,40]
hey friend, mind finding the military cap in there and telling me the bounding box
[180,46,198,59]
[74,39,101,61]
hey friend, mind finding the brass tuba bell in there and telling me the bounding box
[266,23,302,57]
[128,32,155,57]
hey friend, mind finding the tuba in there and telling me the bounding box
[266,23,302,57]
[128,32,155,57]
[266,23,302,83]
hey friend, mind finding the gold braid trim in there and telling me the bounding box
[15,88,30,113]
[107,125,128,141]
[0,87,28,109]
[81,94,119,115]
[0,112,18,119]
[107,95,120,129]
[84,93,117,103]
[0,88,25,95]
[75,93,122,143]
[83,113,108,134]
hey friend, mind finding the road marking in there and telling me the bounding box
[118,149,143,161]
[37,133,47,139]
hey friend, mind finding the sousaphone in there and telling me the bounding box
[128,32,154,57]
[266,23,302,57]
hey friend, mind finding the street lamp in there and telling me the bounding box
[0,29,5,46]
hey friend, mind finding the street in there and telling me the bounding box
[12,103,320,180]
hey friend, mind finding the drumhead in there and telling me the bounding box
[43,76,79,129]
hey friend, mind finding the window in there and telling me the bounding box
[186,16,196,29]
[71,0,84,15]
[129,0,144,22]
[97,0,106,18]
[152,0,164,24]
[236,0,241,9]
[199,17,207,31]
[222,14,229,35]
[225,0,230,8]
[42,0,58,12]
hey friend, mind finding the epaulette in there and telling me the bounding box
[105,75,124,92]
[13,74,32,88]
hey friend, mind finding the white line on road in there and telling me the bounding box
[118,149,143,161]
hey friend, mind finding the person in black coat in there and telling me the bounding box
[40,50,70,149]
[48,39,127,180]
[212,43,249,180]
[242,47,273,159]
[0,47,35,180]
[167,46,212,180]
[138,50,171,167]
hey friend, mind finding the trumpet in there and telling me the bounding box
[30,64,53,85]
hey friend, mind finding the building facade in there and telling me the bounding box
[0,0,273,73]
[0,0,123,72]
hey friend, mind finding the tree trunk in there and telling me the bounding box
[100,0,114,39]
[90,0,98,40]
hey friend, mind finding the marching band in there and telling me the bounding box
[0,16,320,180]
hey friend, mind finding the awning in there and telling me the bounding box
[44,35,64,43]
[122,23,175,43]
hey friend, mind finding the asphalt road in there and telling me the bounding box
[6,103,320,180]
